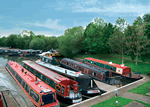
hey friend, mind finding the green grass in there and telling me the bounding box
[91,97,150,107]
[91,97,133,107]
[129,81,150,96]
[75,54,150,75]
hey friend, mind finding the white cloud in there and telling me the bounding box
[61,0,150,17]
[28,19,67,31]
[73,2,150,14]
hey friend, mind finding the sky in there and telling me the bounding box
[0,0,150,37]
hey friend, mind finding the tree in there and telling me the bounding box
[46,36,59,51]
[143,13,150,23]
[83,18,111,54]
[6,34,18,48]
[58,26,84,58]
[140,23,150,62]
[133,16,143,26]
[0,37,6,46]
[29,38,46,50]
[108,28,126,61]
[15,36,25,49]
[125,24,149,65]
[116,17,127,32]
[110,17,127,64]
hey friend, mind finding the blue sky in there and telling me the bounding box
[0,0,149,37]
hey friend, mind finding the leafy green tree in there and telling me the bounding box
[116,17,127,32]
[46,36,59,51]
[144,23,150,40]
[133,16,143,26]
[29,38,46,50]
[15,37,25,49]
[143,13,150,23]
[58,26,84,58]
[140,23,150,62]
[125,24,149,65]
[109,17,127,64]
[108,28,126,61]
[0,37,6,46]
[83,18,112,54]
[6,34,18,48]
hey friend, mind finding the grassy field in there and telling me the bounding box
[129,81,150,96]
[91,97,132,107]
[75,54,150,75]
[91,97,150,107]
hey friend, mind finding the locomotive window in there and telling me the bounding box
[88,60,90,63]
[62,86,65,94]
[94,62,96,65]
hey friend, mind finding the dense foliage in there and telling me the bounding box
[0,13,150,64]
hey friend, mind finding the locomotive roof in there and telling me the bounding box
[85,58,130,69]
[22,60,76,84]
[61,58,109,73]
[7,61,56,94]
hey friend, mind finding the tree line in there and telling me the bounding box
[0,13,150,65]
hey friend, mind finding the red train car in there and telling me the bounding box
[6,61,59,107]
